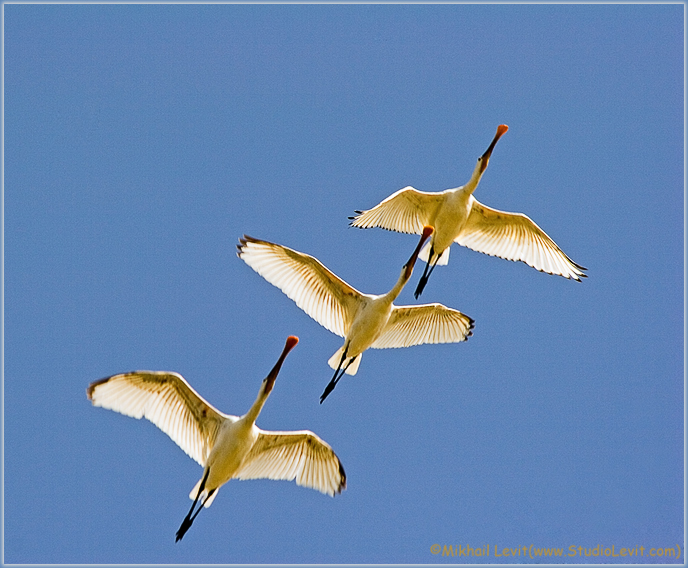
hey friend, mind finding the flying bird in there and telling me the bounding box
[237,228,474,403]
[350,124,587,298]
[87,336,346,542]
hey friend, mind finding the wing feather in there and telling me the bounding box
[237,236,362,338]
[350,186,443,235]
[87,371,229,466]
[457,199,587,280]
[371,304,474,349]
[234,430,346,497]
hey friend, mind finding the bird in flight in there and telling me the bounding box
[237,228,474,403]
[350,125,587,298]
[87,336,346,542]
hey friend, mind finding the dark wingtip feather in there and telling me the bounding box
[466,316,476,339]
[86,377,110,401]
[348,211,365,225]
[236,235,255,256]
[575,264,589,280]
[88,371,154,400]
[337,460,347,493]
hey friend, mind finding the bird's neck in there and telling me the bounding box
[384,270,409,303]
[459,163,484,197]
[244,387,269,425]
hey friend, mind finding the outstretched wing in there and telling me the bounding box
[237,236,362,338]
[87,371,229,466]
[350,186,443,235]
[457,198,587,280]
[234,429,347,497]
[371,304,474,349]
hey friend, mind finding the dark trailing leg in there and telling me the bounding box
[320,346,352,404]
[414,249,440,299]
[176,468,211,542]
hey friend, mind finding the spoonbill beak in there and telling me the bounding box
[479,124,508,173]
[265,336,299,393]
[404,226,434,280]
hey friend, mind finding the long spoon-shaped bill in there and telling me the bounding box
[404,226,434,280]
[265,335,299,394]
[479,124,508,173]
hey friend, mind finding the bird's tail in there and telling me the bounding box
[327,347,362,376]
[418,242,450,266]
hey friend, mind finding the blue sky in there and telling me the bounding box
[4,3,684,564]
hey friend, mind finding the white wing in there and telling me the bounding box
[371,304,474,349]
[237,236,362,338]
[87,371,230,466]
[457,198,587,280]
[350,186,444,234]
[234,429,346,497]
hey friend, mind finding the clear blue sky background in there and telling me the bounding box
[4,4,684,564]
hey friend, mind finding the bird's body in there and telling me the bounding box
[426,188,474,260]
[87,336,346,541]
[200,417,256,500]
[326,257,406,375]
[350,125,587,297]
[237,228,474,402]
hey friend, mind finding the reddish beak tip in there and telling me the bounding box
[285,336,299,351]
[497,124,509,136]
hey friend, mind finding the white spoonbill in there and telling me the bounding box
[350,124,587,298]
[237,228,474,403]
[87,336,346,542]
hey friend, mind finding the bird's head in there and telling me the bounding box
[263,336,299,396]
[403,226,434,281]
[477,124,508,175]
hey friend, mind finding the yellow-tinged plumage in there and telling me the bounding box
[351,125,587,298]
[237,229,474,403]
[87,336,346,542]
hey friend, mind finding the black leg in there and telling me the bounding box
[414,247,439,299]
[189,489,215,523]
[175,488,216,543]
[320,346,351,404]
[176,468,210,542]
[320,368,344,404]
